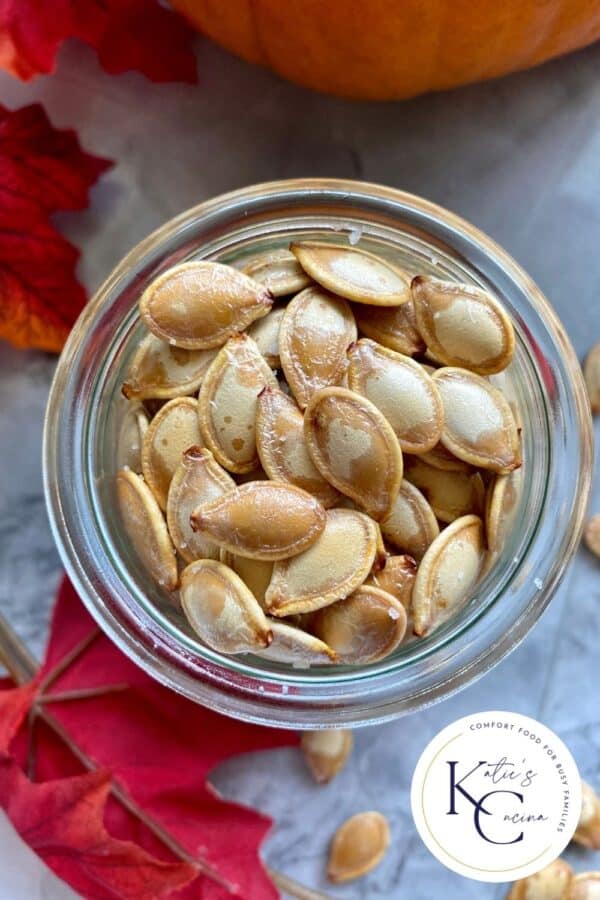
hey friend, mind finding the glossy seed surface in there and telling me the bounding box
[166,446,235,564]
[242,248,312,296]
[485,467,522,554]
[412,514,486,636]
[570,872,600,899]
[122,332,217,400]
[573,782,600,850]
[347,339,444,453]
[404,455,485,524]
[180,559,272,653]
[584,344,600,413]
[506,859,573,900]
[412,275,515,374]
[266,508,378,616]
[279,286,357,408]
[247,307,286,367]
[380,480,440,559]
[291,241,410,307]
[116,401,148,473]
[190,481,326,561]
[258,620,337,665]
[433,367,521,473]
[141,397,201,509]
[116,469,178,591]
[301,730,353,783]
[368,554,417,624]
[219,550,273,610]
[304,386,403,520]
[198,333,278,473]
[420,440,472,473]
[256,386,340,507]
[327,811,390,883]
[353,298,425,355]
[314,585,407,664]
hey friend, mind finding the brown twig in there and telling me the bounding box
[38,684,129,704]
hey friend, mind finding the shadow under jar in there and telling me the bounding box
[43,179,592,729]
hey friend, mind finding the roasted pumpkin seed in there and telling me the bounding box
[506,859,573,900]
[116,402,148,473]
[304,386,403,520]
[412,275,515,374]
[327,811,390,883]
[242,248,312,296]
[256,386,340,507]
[247,306,286,367]
[219,550,273,609]
[291,241,410,307]
[141,397,201,509]
[353,298,425,355]
[573,782,600,850]
[116,468,178,591]
[403,455,485,524]
[420,441,472,473]
[485,467,522,554]
[257,620,337,665]
[368,555,416,618]
[314,585,407,664]
[279,286,357,408]
[166,446,235,564]
[198,333,278,473]
[180,559,272,653]
[301,730,353,783]
[122,332,217,400]
[380,479,440,559]
[412,514,485,636]
[570,872,600,899]
[584,344,600,413]
[190,481,326,561]
[140,261,273,349]
[347,338,444,453]
[266,508,378,616]
[584,515,600,558]
[433,367,521,472]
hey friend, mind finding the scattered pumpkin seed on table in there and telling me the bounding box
[327,811,390,882]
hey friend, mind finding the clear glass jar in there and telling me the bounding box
[43,179,593,729]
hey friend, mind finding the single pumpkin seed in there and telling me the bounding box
[420,440,472,473]
[242,248,312,296]
[584,344,600,413]
[257,620,337,665]
[116,401,148,473]
[198,333,278,474]
[313,585,407,664]
[304,386,403,520]
[139,261,273,350]
[246,306,286,367]
[122,332,218,400]
[412,275,515,374]
[412,514,486,636]
[573,782,600,850]
[166,446,235,564]
[506,859,574,900]
[368,554,417,623]
[327,811,390,883]
[180,559,272,653]
[266,508,378,616]
[301,730,353,784]
[403,455,485,524]
[485,467,522,554]
[279,286,357,409]
[380,479,440,559]
[347,338,444,454]
[116,468,178,591]
[190,480,326,561]
[141,397,201,510]
[256,386,340,507]
[433,367,522,473]
[291,241,410,307]
[353,298,425,355]
[569,873,600,899]
[219,550,273,610]
[584,515,600,558]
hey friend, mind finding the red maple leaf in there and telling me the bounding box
[0,103,112,352]
[0,0,197,83]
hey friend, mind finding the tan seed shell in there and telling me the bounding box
[347,339,444,454]
[180,559,272,654]
[246,307,286,367]
[256,386,340,507]
[412,275,515,374]
[166,447,235,564]
[412,514,485,636]
[219,550,273,610]
[139,261,273,350]
[506,859,573,900]
[573,782,600,850]
[291,241,410,307]
[116,469,178,591]
[279,286,357,409]
[304,387,403,520]
[257,620,337,665]
[242,248,312,296]
[404,455,485,524]
[198,334,278,474]
[353,298,425,355]
[584,344,600,413]
[190,481,326,561]
[116,402,148,473]
[433,367,522,473]
[141,397,201,509]
[266,508,378,616]
[368,555,417,632]
[420,441,472,473]
[569,872,600,899]
[315,585,407,664]
[584,515,600,558]
[301,730,353,783]
[327,811,390,883]
[485,467,522,554]
[380,480,440,559]
[122,332,217,400]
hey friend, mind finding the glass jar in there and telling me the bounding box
[43,179,593,729]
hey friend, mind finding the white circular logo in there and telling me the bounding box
[411,710,581,883]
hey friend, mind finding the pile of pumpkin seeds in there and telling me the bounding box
[116,240,523,666]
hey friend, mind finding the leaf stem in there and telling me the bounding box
[38,684,129,704]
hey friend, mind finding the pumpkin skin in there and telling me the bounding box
[172,0,600,100]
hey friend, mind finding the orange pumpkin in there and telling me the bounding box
[172,0,600,100]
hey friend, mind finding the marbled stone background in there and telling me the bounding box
[0,34,599,899]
